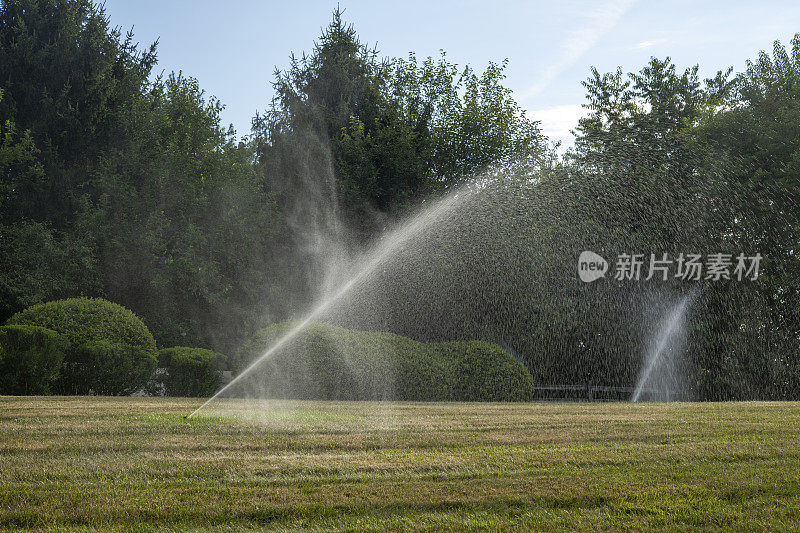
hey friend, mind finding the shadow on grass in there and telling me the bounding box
[0,495,616,529]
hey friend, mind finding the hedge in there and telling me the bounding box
[7,298,158,394]
[232,321,534,401]
[61,340,156,395]
[0,325,67,395]
[155,347,228,397]
[442,341,536,402]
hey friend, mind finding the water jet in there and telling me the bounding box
[631,287,699,402]
[188,192,461,418]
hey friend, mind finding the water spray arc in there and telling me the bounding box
[631,287,699,402]
[188,194,459,418]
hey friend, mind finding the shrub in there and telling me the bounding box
[7,298,157,352]
[233,321,534,401]
[0,325,67,395]
[7,298,158,394]
[61,341,156,395]
[442,341,535,401]
[234,322,395,400]
[156,347,228,397]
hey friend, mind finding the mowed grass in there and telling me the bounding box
[1,398,799,531]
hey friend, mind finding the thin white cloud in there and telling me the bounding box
[634,38,666,49]
[523,0,637,99]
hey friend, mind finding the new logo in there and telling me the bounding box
[578,251,608,283]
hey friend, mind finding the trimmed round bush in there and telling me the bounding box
[0,325,67,395]
[7,298,158,395]
[7,298,157,353]
[443,341,535,401]
[157,347,228,397]
[233,321,534,401]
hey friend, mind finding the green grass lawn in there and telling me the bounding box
[1,397,799,531]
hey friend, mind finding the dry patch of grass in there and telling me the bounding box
[1,397,799,531]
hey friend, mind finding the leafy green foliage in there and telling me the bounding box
[0,85,100,320]
[0,1,278,352]
[0,0,156,227]
[0,88,44,224]
[388,53,544,185]
[545,57,735,391]
[156,347,228,397]
[561,39,800,400]
[61,341,155,395]
[7,298,157,354]
[0,324,66,394]
[233,321,534,401]
[0,3,543,361]
[254,9,544,243]
[7,298,158,394]
[0,221,98,322]
[445,341,536,402]
[88,72,275,352]
[687,36,800,399]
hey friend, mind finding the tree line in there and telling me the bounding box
[1,0,797,399]
[0,2,542,354]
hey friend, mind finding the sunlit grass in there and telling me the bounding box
[1,397,799,531]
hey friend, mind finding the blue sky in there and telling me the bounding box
[104,1,800,148]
